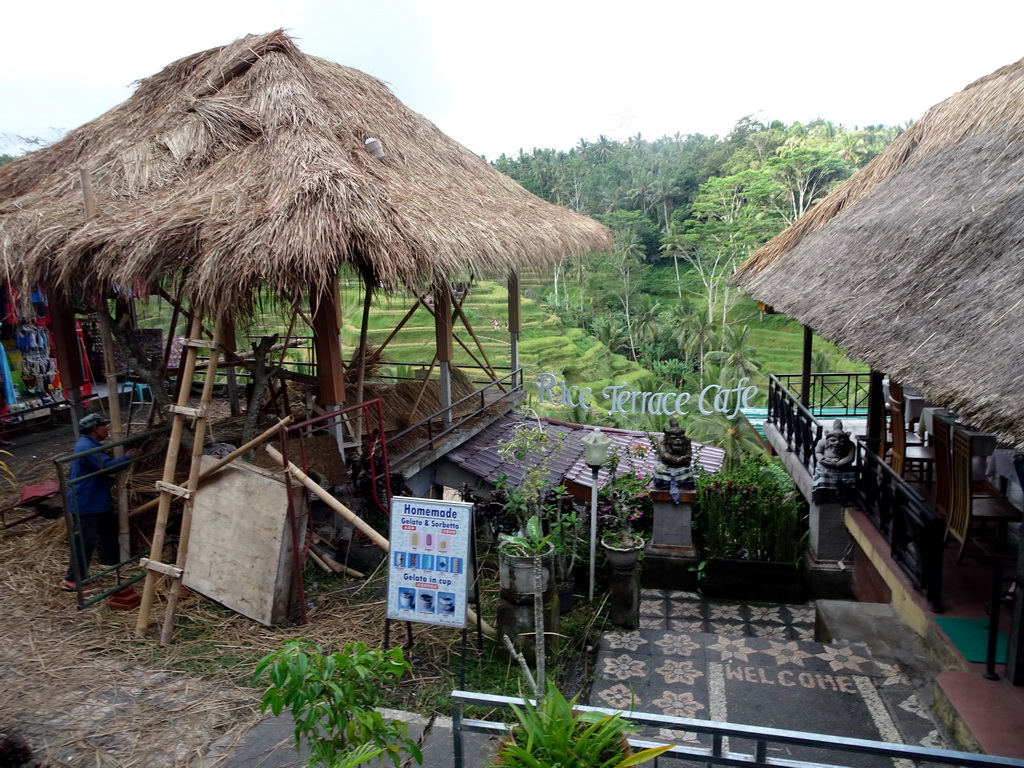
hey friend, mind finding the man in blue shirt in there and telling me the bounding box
[62,413,140,591]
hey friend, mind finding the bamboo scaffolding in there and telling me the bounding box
[159,319,224,644]
[131,415,294,517]
[446,283,504,388]
[135,312,204,639]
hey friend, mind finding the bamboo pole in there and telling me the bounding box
[135,311,204,639]
[159,319,224,645]
[408,355,438,418]
[78,168,133,560]
[131,415,294,517]
[95,304,132,561]
[448,284,503,387]
[352,276,374,449]
[375,300,421,358]
[265,444,495,638]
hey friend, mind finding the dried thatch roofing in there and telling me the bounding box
[731,57,1024,446]
[0,31,611,311]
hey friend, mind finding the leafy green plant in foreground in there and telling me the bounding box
[495,679,672,767]
[253,639,422,767]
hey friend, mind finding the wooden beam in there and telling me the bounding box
[310,277,345,406]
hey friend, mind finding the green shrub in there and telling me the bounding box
[695,455,807,564]
[253,639,422,767]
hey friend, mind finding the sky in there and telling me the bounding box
[3,1,1024,161]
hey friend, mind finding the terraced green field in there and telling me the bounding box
[134,264,863,428]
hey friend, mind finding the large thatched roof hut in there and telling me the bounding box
[0,30,611,312]
[731,57,1024,446]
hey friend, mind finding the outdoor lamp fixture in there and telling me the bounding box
[581,426,612,601]
[364,137,385,159]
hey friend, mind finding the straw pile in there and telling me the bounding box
[0,423,477,766]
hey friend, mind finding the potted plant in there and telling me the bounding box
[494,679,671,767]
[694,454,809,601]
[545,484,582,613]
[253,639,422,768]
[598,444,653,569]
[498,514,555,596]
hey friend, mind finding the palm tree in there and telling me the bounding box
[687,407,767,473]
[706,324,761,381]
[591,315,629,355]
[631,297,662,349]
[672,301,716,378]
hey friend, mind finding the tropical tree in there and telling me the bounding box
[707,325,761,382]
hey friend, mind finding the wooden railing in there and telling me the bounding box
[768,374,945,611]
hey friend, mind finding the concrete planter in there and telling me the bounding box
[498,544,555,603]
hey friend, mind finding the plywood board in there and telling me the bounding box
[184,456,304,625]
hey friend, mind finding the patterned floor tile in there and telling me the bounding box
[588,593,949,758]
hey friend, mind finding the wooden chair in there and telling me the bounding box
[948,427,1021,563]
[888,396,935,482]
[931,413,954,519]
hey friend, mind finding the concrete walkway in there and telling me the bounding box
[208,590,960,767]
[591,590,947,767]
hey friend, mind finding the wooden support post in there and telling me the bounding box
[434,282,453,429]
[222,315,241,416]
[310,276,345,450]
[508,272,521,390]
[95,303,132,561]
[801,325,813,409]
[352,275,374,450]
[135,312,205,640]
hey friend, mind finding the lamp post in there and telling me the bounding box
[581,427,612,602]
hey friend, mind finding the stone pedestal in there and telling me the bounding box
[643,491,700,590]
[809,501,848,562]
[608,568,639,629]
[651,497,695,551]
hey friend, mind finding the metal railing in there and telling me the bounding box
[451,689,1022,768]
[389,368,522,464]
[774,372,873,416]
[855,441,945,612]
[768,375,824,474]
[768,374,945,612]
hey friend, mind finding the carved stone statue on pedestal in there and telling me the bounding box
[812,420,857,504]
[653,417,695,503]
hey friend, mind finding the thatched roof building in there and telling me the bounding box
[731,57,1024,447]
[0,30,611,313]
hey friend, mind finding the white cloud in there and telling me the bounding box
[3,0,1024,159]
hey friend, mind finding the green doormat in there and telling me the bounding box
[935,617,1008,663]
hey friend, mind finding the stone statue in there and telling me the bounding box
[653,418,695,502]
[657,418,693,468]
[812,420,857,503]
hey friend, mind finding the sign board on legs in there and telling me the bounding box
[386,495,472,628]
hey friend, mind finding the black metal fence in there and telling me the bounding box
[767,374,945,611]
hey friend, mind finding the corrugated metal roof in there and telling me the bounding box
[444,413,725,492]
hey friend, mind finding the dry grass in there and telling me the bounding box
[0,414,494,767]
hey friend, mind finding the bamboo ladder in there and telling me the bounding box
[134,313,224,643]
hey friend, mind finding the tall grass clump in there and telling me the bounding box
[695,455,807,564]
